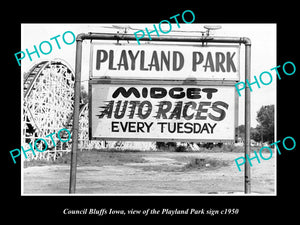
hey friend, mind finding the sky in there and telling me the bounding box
[21,23,276,127]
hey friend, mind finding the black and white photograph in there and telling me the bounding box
[4,5,298,221]
[20,23,277,195]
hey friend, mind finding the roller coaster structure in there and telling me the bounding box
[23,59,100,160]
[22,59,155,161]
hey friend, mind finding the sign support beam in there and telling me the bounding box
[69,39,83,194]
[244,44,251,194]
[69,33,251,194]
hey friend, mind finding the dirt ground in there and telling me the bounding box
[22,151,275,195]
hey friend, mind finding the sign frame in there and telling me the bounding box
[88,78,238,142]
[70,32,251,194]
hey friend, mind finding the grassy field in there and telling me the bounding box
[24,144,264,168]
[23,147,275,195]
[24,150,231,172]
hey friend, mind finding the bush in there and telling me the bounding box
[175,145,187,152]
[167,142,177,151]
[155,142,177,151]
[155,142,166,150]
[183,158,228,170]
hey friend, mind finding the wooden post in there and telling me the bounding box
[69,38,83,194]
[244,43,251,194]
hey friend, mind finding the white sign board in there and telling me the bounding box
[89,81,237,141]
[90,43,240,81]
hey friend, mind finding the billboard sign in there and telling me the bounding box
[90,43,240,81]
[89,81,238,141]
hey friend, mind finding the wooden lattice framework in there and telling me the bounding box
[22,59,156,161]
[23,59,76,160]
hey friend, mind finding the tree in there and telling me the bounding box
[236,125,260,143]
[251,128,261,143]
[80,85,88,104]
[236,125,245,142]
[256,105,274,144]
